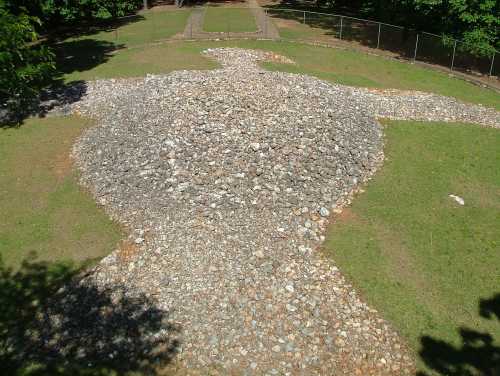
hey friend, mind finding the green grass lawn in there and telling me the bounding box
[68,9,190,47]
[268,10,338,41]
[52,9,191,83]
[59,41,219,83]
[0,116,122,269]
[203,7,257,33]
[277,20,329,41]
[324,120,500,374]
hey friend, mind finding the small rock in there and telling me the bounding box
[254,250,265,259]
[319,207,330,217]
[250,142,260,151]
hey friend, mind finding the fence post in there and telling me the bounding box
[303,11,306,24]
[151,8,155,40]
[490,52,496,76]
[450,40,457,70]
[339,17,343,40]
[264,9,268,38]
[376,22,381,49]
[143,0,147,10]
[413,33,419,61]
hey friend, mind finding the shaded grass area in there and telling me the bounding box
[323,120,500,374]
[55,38,500,110]
[277,18,332,41]
[63,9,190,48]
[264,3,499,77]
[0,116,123,268]
[203,7,257,33]
[60,41,219,82]
[51,9,191,83]
[268,9,340,41]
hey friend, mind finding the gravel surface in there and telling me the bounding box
[65,48,498,375]
[357,88,500,128]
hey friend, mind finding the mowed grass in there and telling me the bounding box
[53,9,191,83]
[278,21,329,41]
[60,41,219,83]
[0,117,123,269]
[67,9,190,47]
[56,37,500,110]
[324,120,500,373]
[203,7,257,33]
[269,11,338,41]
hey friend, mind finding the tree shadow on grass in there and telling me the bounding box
[0,255,180,375]
[47,14,145,43]
[417,294,500,376]
[1,38,120,128]
[33,38,124,118]
[52,38,122,77]
[46,12,146,80]
[264,1,420,58]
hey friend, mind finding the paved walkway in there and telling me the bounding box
[183,1,279,40]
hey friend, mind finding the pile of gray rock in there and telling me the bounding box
[68,48,498,374]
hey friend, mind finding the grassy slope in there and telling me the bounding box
[203,7,257,33]
[58,37,500,110]
[270,12,337,41]
[0,117,122,268]
[324,120,500,373]
[58,9,191,83]
[71,9,190,47]
[62,42,219,82]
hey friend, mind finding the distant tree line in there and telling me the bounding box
[0,0,142,122]
[3,0,143,30]
[318,0,499,57]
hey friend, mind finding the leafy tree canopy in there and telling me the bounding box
[3,0,143,29]
[0,1,55,122]
[319,0,499,56]
[0,0,143,123]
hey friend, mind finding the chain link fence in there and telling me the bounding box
[266,8,498,78]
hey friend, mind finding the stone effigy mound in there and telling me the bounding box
[68,48,498,374]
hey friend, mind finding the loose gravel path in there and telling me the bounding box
[65,48,499,375]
